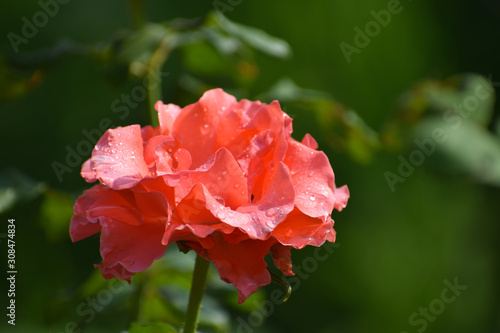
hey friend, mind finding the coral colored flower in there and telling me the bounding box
[70,89,349,302]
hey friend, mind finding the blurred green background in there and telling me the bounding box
[1,1,499,332]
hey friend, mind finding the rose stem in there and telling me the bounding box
[183,254,210,333]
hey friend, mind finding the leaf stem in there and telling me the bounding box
[130,0,145,28]
[146,32,172,127]
[183,255,210,333]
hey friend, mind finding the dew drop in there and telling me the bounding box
[201,124,211,135]
[217,209,227,219]
[309,195,316,201]
[214,196,226,206]
[265,209,278,217]
[110,148,117,154]
[234,183,240,189]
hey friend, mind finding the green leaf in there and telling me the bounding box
[412,116,500,186]
[182,41,232,77]
[114,23,171,68]
[128,322,178,333]
[260,78,380,163]
[425,74,495,126]
[0,167,45,213]
[257,77,331,102]
[200,27,241,56]
[212,12,291,59]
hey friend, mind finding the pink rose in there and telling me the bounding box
[71,89,349,302]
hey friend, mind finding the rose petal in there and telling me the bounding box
[234,161,295,238]
[285,139,337,217]
[70,185,104,242]
[301,133,318,149]
[87,190,143,226]
[334,185,349,212]
[192,234,275,303]
[95,263,134,282]
[81,159,95,182]
[99,215,168,274]
[272,208,334,249]
[172,183,235,239]
[143,135,175,169]
[167,147,248,210]
[271,244,294,276]
[86,125,150,189]
[172,89,237,168]
[156,101,182,135]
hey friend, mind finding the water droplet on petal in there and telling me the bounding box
[217,209,227,219]
[201,124,211,135]
[234,183,240,189]
[214,196,225,206]
[266,209,278,217]
[309,195,316,201]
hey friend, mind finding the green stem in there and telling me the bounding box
[183,255,210,333]
[130,0,144,28]
[146,33,172,127]
[147,69,162,127]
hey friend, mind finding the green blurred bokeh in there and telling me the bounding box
[1,1,499,332]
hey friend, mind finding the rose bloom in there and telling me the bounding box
[70,89,349,302]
